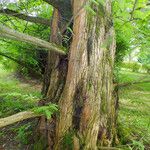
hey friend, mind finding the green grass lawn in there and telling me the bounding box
[118,70,150,150]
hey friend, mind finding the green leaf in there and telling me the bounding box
[33,104,58,120]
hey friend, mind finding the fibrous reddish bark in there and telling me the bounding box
[41,0,118,149]
[54,0,117,149]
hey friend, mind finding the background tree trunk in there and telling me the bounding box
[38,0,118,149]
[37,8,69,149]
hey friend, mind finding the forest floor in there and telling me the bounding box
[0,66,42,150]
[0,67,150,150]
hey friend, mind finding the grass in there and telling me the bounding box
[0,66,42,117]
[0,65,42,148]
[118,69,150,83]
[118,70,150,150]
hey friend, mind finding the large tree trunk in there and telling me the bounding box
[38,0,118,149]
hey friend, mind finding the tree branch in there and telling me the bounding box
[43,0,72,21]
[0,25,66,55]
[0,8,50,26]
[0,111,41,128]
[135,2,150,11]
[130,0,138,21]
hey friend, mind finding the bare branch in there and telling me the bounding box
[0,8,50,26]
[0,25,66,55]
[0,111,41,128]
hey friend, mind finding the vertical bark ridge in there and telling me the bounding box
[79,6,105,150]
[42,9,64,100]
[98,18,116,146]
[54,0,117,149]
[55,1,88,148]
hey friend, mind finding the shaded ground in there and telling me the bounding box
[0,119,38,150]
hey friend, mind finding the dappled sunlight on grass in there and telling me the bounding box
[118,70,149,83]
[118,70,150,148]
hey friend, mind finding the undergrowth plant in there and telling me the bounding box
[33,104,58,120]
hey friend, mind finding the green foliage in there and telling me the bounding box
[113,1,133,65]
[115,29,130,65]
[138,49,150,66]
[15,123,33,145]
[142,64,150,74]
[0,92,39,116]
[113,0,150,67]
[90,0,99,6]
[85,4,96,16]
[117,121,132,144]
[0,0,52,75]
[0,67,41,147]
[33,104,58,119]
[0,0,150,149]
[118,70,149,83]
[128,140,145,150]
[0,67,58,120]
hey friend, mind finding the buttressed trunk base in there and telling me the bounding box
[38,0,118,149]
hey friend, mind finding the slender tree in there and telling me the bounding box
[0,0,118,149]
